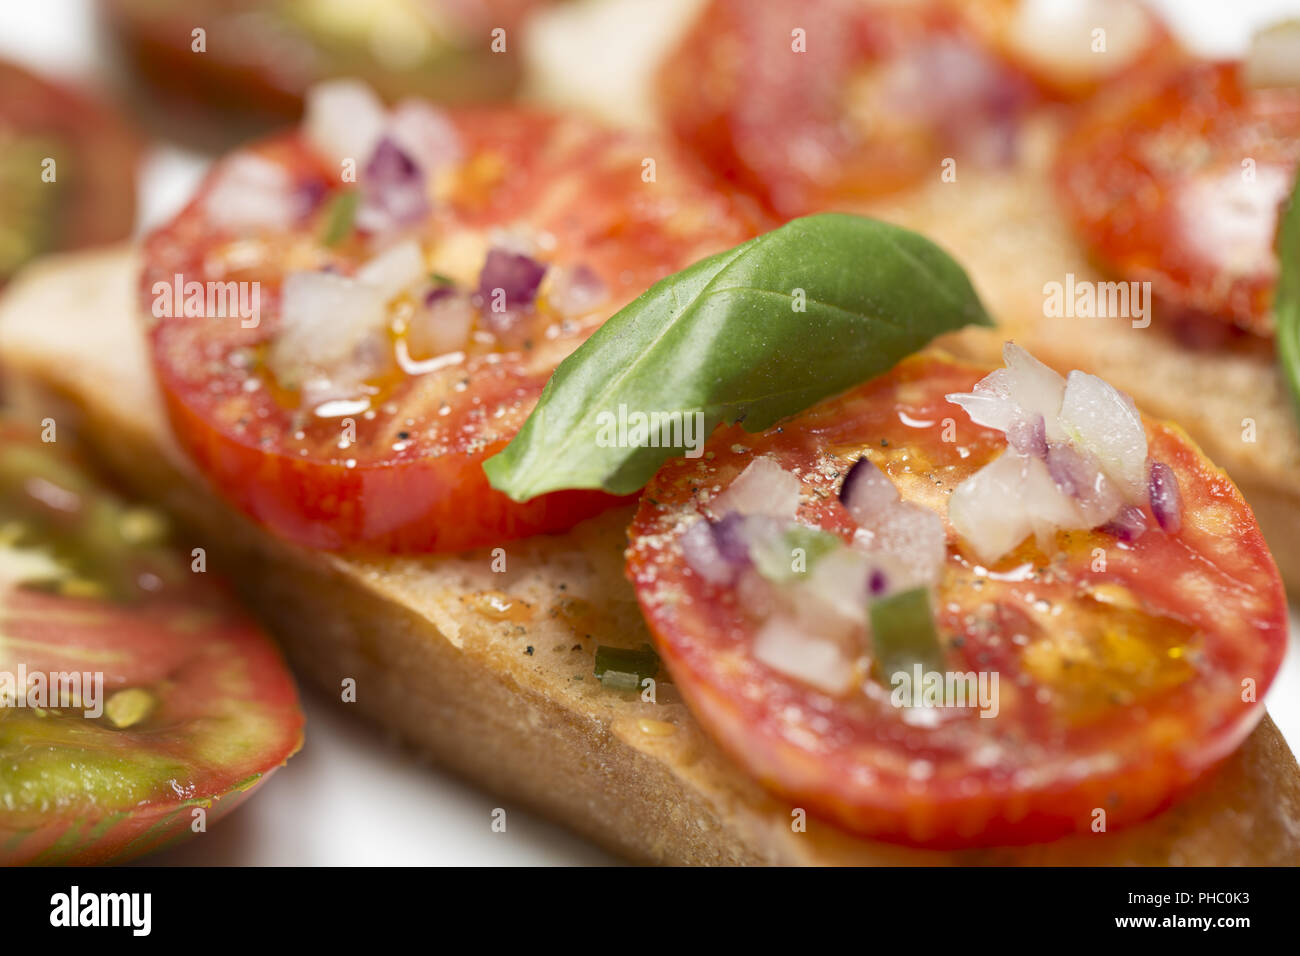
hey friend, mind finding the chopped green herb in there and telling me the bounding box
[752,525,842,582]
[594,643,660,691]
[869,587,946,686]
[319,190,359,247]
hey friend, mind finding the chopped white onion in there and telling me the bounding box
[204,154,303,231]
[388,99,463,172]
[407,293,475,358]
[948,450,1039,565]
[752,615,856,696]
[839,457,899,525]
[947,342,1067,443]
[270,272,388,387]
[853,500,947,589]
[713,457,802,520]
[304,79,388,166]
[1058,370,1148,501]
[355,239,427,303]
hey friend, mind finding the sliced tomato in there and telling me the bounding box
[626,354,1285,848]
[0,423,303,865]
[141,111,761,553]
[1055,60,1300,336]
[961,0,1179,101]
[0,60,139,284]
[659,0,1046,217]
[105,0,543,142]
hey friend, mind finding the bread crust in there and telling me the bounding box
[2,246,1297,865]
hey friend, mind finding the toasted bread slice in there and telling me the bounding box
[1,247,1297,865]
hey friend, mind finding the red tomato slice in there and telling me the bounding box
[1055,61,1300,336]
[0,60,139,284]
[141,110,762,553]
[0,424,303,865]
[626,355,1285,847]
[659,0,1043,217]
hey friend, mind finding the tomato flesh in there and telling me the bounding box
[0,424,303,865]
[659,0,1045,217]
[1055,61,1300,336]
[626,355,1286,847]
[141,112,761,552]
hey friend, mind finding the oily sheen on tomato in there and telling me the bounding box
[0,423,303,864]
[1054,60,1300,336]
[626,355,1285,848]
[141,108,760,553]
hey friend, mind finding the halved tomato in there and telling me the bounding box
[626,354,1285,847]
[1054,60,1300,336]
[104,0,544,144]
[0,59,139,285]
[141,108,761,553]
[658,0,1046,217]
[0,422,303,864]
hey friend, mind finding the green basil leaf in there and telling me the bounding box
[483,213,993,501]
[1276,174,1300,420]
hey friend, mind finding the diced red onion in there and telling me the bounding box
[386,99,463,173]
[868,567,889,597]
[1006,413,1047,458]
[356,137,429,234]
[839,456,899,525]
[271,271,388,385]
[477,248,548,312]
[1148,462,1182,534]
[1059,370,1148,501]
[711,512,752,566]
[681,513,757,586]
[1100,504,1148,542]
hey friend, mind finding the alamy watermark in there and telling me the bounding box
[151,273,261,328]
[890,665,999,718]
[0,666,103,718]
[1043,273,1151,329]
[594,405,706,458]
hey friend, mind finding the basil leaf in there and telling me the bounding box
[483,213,993,501]
[1276,175,1300,419]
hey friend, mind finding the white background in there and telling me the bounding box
[1,0,1297,865]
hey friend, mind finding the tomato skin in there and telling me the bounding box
[1055,61,1300,336]
[142,112,759,554]
[626,355,1286,848]
[158,380,624,552]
